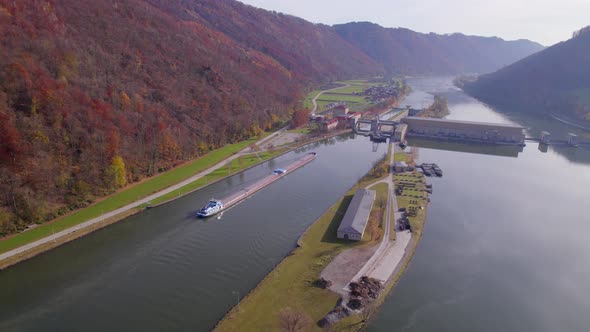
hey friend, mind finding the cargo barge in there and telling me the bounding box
[198,152,317,217]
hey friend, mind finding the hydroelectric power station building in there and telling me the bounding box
[401,117,526,145]
[337,189,376,241]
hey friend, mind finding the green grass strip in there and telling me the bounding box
[0,136,265,254]
[146,150,283,206]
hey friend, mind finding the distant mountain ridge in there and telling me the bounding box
[333,22,544,75]
[462,28,590,123]
[145,0,384,82]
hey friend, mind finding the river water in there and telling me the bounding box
[368,77,590,332]
[1,77,589,332]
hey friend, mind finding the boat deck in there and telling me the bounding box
[218,152,317,213]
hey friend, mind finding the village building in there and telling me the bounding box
[322,118,338,131]
[331,104,349,116]
[335,112,361,129]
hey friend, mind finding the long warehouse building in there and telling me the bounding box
[337,189,376,241]
[401,116,525,145]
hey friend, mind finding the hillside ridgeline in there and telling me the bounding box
[461,26,590,124]
[334,21,544,75]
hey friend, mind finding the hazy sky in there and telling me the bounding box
[238,0,590,46]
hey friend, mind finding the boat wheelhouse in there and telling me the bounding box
[272,168,287,175]
[197,200,223,217]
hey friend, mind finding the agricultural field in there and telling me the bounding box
[303,79,383,112]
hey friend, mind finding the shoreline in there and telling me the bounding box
[550,114,590,132]
[0,129,352,270]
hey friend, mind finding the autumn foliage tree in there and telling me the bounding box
[291,109,310,128]
[0,0,302,235]
[105,156,127,191]
[0,0,389,237]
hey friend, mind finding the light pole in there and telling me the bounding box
[232,291,240,312]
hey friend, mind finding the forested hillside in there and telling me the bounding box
[334,22,544,75]
[145,0,384,82]
[462,27,590,123]
[0,0,545,236]
[0,0,304,234]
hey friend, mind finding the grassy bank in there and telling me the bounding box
[363,183,389,242]
[0,136,266,254]
[215,172,388,332]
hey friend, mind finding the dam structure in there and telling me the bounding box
[401,117,526,145]
[354,109,586,148]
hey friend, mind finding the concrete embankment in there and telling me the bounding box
[0,129,291,270]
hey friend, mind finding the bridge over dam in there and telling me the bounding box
[355,118,398,142]
[355,115,527,145]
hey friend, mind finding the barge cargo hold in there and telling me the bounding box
[197,152,317,218]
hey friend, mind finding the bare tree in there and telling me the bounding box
[278,307,312,332]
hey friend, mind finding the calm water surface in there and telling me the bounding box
[368,77,590,332]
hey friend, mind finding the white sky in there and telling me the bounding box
[238,0,590,46]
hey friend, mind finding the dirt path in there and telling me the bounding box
[311,84,350,113]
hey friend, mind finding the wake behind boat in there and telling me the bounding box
[197,152,317,218]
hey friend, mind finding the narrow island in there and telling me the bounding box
[215,141,431,331]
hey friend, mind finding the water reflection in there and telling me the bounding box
[407,138,524,158]
[404,77,590,165]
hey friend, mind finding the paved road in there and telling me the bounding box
[345,143,412,288]
[311,84,350,113]
[0,128,287,264]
